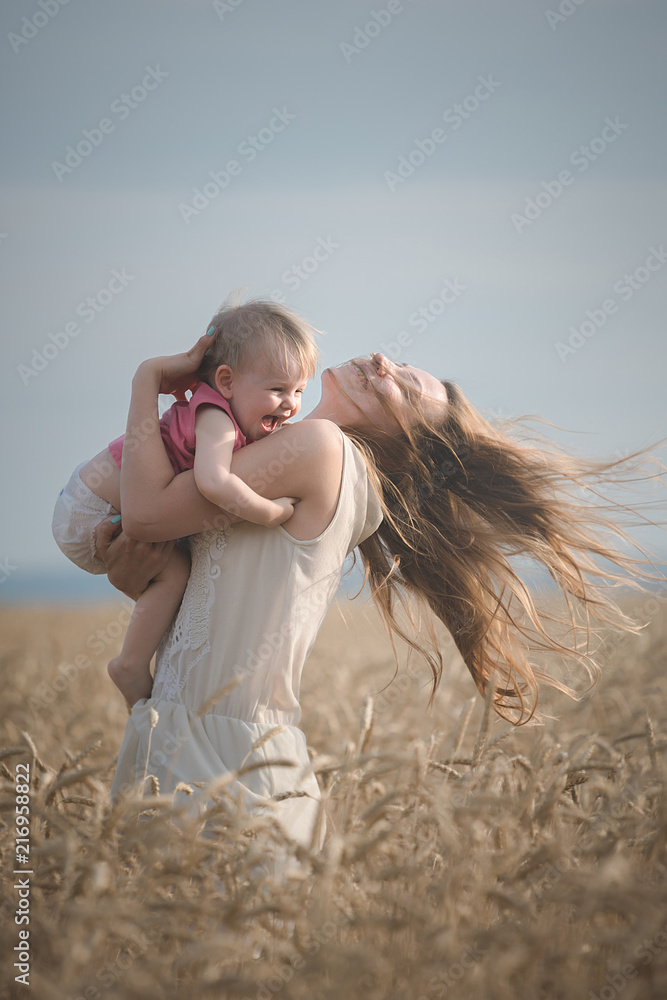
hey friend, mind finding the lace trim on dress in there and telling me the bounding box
[152,528,230,704]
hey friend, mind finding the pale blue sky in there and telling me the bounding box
[1,0,666,598]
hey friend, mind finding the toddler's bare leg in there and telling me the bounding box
[108,545,191,712]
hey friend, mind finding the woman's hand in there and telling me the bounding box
[136,329,217,400]
[94,517,176,600]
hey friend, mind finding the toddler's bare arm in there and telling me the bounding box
[194,407,295,526]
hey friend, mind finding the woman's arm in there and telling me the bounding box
[119,342,228,539]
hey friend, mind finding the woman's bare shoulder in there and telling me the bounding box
[273,418,344,456]
[229,418,343,511]
[273,421,345,540]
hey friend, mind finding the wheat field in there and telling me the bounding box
[1,594,666,1000]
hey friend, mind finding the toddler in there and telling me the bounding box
[52,299,319,710]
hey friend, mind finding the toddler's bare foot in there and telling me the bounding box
[108,656,153,711]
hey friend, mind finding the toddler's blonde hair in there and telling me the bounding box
[197,294,320,387]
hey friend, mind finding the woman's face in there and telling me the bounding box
[321,353,448,433]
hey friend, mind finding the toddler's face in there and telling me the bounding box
[221,355,307,442]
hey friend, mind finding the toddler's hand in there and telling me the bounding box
[271,497,298,526]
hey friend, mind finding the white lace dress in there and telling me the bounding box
[110,432,382,850]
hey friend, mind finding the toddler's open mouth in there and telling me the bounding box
[260,415,280,434]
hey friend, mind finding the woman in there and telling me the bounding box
[99,331,401,849]
[98,327,650,849]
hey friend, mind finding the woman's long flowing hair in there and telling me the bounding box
[339,369,663,725]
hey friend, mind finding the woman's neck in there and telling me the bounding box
[302,399,343,424]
